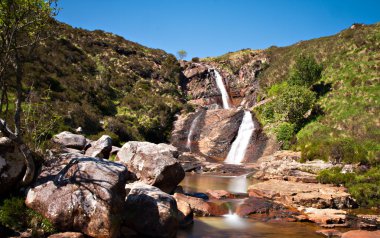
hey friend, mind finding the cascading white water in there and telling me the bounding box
[213,69,231,109]
[225,111,255,164]
[186,112,202,151]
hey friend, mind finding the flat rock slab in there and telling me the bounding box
[253,150,336,183]
[248,179,356,209]
[316,229,343,237]
[341,230,380,238]
[48,232,84,238]
[301,207,347,225]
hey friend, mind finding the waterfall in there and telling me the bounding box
[186,112,202,151]
[225,111,255,164]
[213,69,231,109]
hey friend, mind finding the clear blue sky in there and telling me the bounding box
[56,0,380,59]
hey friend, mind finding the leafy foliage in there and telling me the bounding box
[288,55,323,87]
[272,85,316,125]
[275,122,295,149]
[0,197,56,233]
[1,22,186,146]
[317,167,380,207]
[177,50,187,60]
[253,23,379,160]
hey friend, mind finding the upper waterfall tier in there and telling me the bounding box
[213,69,231,109]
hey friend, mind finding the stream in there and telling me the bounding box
[177,173,323,238]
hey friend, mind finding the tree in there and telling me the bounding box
[177,50,187,60]
[289,55,323,88]
[273,85,316,125]
[0,0,58,185]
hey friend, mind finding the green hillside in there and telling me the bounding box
[201,23,380,206]
[258,23,379,164]
[10,22,186,149]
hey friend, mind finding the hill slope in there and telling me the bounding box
[18,22,187,148]
[199,23,379,164]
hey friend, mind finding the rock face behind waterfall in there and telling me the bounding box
[116,141,185,193]
[172,109,243,161]
[181,62,223,108]
[180,50,268,108]
[171,108,278,163]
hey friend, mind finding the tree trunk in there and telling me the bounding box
[0,119,35,186]
[0,55,35,186]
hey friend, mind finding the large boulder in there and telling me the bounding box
[26,155,132,238]
[0,137,25,195]
[248,179,357,209]
[116,141,185,193]
[124,182,179,238]
[52,131,87,150]
[85,135,112,159]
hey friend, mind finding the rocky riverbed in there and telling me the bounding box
[0,132,379,238]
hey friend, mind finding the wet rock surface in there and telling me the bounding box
[116,141,185,193]
[235,196,301,221]
[173,193,228,217]
[316,229,343,237]
[206,189,235,200]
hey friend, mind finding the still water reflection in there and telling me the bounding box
[178,173,323,238]
[180,173,251,194]
[177,218,322,238]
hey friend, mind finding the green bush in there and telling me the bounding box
[275,122,295,149]
[317,167,380,207]
[0,197,56,233]
[297,123,375,165]
[0,197,25,230]
[272,85,316,125]
[267,81,289,97]
[191,57,200,63]
[288,55,323,87]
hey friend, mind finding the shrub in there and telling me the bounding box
[317,167,380,208]
[0,197,56,233]
[275,122,295,149]
[191,57,200,63]
[288,55,323,87]
[272,85,316,125]
[267,81,289,97]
